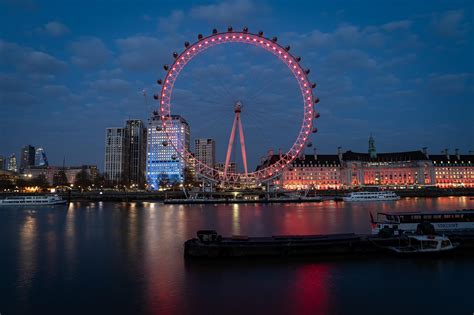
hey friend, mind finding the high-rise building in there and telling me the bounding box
[216,162,237,174]
[146,114,190,190]
[0,155,4,170]
[7,154,17,172]
[20,145,35,171]
[104,128,126,185]
[124,120,147,187]
[35,147,48,166]
[194,138,216,168]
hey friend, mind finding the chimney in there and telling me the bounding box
[313,148,318,160]
[337,146,343,162]
[455,148,460,160]
[442,149,449,159]
[422,147,428,158]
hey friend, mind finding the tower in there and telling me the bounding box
[368,135,377,159]
[224,101,248,177]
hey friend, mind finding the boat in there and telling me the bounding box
[0,194,67,206]
[387,234,459,256]
[370,209,474,235]
[342,191,400,202]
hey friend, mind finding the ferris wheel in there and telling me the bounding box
[155,26,320,185]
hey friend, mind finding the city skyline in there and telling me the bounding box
[0,1,473,170]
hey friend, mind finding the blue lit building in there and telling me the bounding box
[146,114,190,190]
[35,147,48,166]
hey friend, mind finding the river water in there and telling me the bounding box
[0,197,473,315]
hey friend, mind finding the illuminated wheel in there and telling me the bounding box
[156,27,320,185]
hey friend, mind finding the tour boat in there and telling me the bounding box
[387,234,459,256]
[342,191,400,202]
[370,209,474,235]
[0,194,67,206]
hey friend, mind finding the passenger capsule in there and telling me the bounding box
[243,26,248,33]
[307,142,313,147]
[304,69,310,74]
[284,45,290,51]
[173,52,178,58]
[258,31,264,36]
[157,79,162,85]
[153,94,159,100]
[156,126,162,132]
[314,112,320,119]
[184,41,190,48]
[312,127,318,133]
[212,28,218,34]
[295,56,301,62]
[163,65,169,71]
[172,155,177,160]
[162,141,168,146]
[272,36,278,42]
[314,97,320,104]
[198,33,203,40]
[227,26,233,32]
[311,82,316,89]
[153,110,158,116]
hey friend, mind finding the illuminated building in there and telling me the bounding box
[216,162,237,174]
[146,114,190,190]
[430,149,474,188]
[104,127,126,185]
[20,145,35,171]
[34,147,48,166]
[7,154,17,172]
[195,138,216,168]
[125,120,147,187]
[281,154,342,190]
[25,165,98,185]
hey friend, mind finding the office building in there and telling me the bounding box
[20,145,35,171]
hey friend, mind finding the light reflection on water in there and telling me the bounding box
[0,197,472,315]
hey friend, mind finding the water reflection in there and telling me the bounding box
[17,212,38,304]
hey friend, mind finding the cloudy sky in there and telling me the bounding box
[1,0,473,170]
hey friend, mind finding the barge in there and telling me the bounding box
[184,230,474,259]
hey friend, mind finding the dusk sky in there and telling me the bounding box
[1,0,473,171]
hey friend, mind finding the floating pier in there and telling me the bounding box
[184,230,474,259]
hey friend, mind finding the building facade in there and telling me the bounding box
[216,162,237,174]
[104,127,126,185]
[146,114,190,189]
[24,165,98,186]
[20,145,35,171]
[430,150,474,188]
[7,154,17,172]
[34,147,48,166]
[124,120,147,187]
[194,138,216,168]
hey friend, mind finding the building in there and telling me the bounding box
[124,120,147,187]
[24,165,98,186]
[430,149,474,188]
[34,147,48,166]
[0,155,4,170]
[281,154,342,190]
[194,138,216,169]
[216,162,237,174]
[104,127,126,185]
[146,114,190,189]
[20,145,35,171]
[7,154,17,172]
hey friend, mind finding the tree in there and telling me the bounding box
[93,172,106,188]
[183,166,198,188]
[74,168,92,190]
[53,170,69,187]
[32,174,49,190]
[158,174,169,189]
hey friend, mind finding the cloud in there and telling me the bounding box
[190,0,266,25]
[37,21,69,37]
[0,40,67,74]
[158,10,184,32]
[324,49,377,72]
[89,78,132,95]
[433,10,467,38]
[428,73,473,94]
[68,37,111,69]
[382,20,412,32]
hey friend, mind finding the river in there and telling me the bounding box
[0,197,473,314]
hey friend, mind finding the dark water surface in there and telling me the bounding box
[1,197,473,315]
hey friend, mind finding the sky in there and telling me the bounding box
[0,0,473,171]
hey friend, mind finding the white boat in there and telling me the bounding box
[388,234,459,255]
[343,191,400,202]
[371,209,474,235]
[0,194,67,206]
